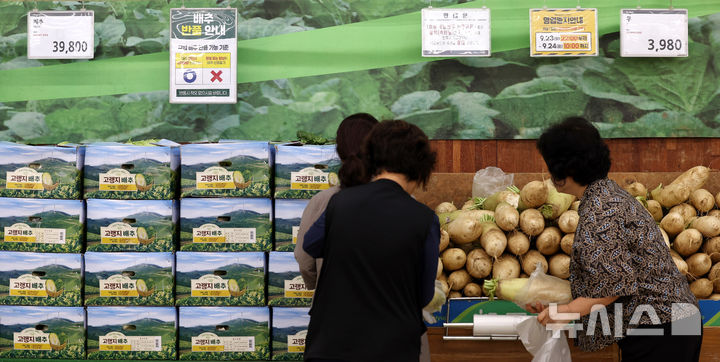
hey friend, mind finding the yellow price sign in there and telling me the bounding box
[530,8,597,57]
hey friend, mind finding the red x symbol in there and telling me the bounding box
[210,70,222,82]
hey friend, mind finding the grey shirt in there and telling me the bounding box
[294,186,339,289]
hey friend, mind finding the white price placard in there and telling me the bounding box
[620,9,688,57]
[27,11,94,59]
[421,7,491,57]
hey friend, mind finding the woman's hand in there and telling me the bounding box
[536,304,573,327]
[525,302,545,314]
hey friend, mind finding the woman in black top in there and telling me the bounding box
[302,120,439,362]
[530,117,701,361]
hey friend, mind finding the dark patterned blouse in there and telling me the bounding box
[571,178,697,351]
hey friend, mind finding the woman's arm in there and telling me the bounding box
[531,296,619,326]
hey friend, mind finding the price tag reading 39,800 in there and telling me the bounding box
[27,11,94,59]
[620,9,688,57]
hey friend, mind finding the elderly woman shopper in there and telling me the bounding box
[301,120,439,362]
[530,117,702,361]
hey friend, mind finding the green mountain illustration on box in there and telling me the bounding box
[86,199,175,252]
[87,306,176,360]
[181,142,271,198]
[0,252,82,306]
[176,252,265,306]
[0,198,83,253]
[179,307,270,361]
[84,143,178,200]
[0,143,81,199]
[271,307,309,361]
[0,306,85,359]
[274,145,340,199]
[180,198,272,251]
[84,252,174,306]
[268,252,312,307]
[274,199,308,251]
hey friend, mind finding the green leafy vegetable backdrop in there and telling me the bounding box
[1,0,720,142]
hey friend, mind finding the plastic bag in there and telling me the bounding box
[472,166,514,198]
[511,265,572,309]
[516,317,572,362]
[422,280,448,324]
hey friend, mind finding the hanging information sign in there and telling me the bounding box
[170,8,237,104]
[620,8,688,57]
[421,7,491,57]
[27,11,94,59]
[529,8,597,57]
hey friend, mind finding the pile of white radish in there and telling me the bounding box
[434,166,720,302]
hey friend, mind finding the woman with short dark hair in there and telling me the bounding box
[532,117,702,361]
[302,120,439,362]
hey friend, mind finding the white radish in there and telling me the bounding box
[692,216,720,237]
[441,248,467,271]
[669,203,697,224]
[492,254,521,280]
[704,237,720,263]
[557,210,579,233]
[519,181,548,209]
[521,250,548,275]
[673,228,703,257]
[465,248,493,279]
[623,180,647,198]
[463,282,483,297]
[436,258,444,279]
[651,166,710,208]
[645,200,663,222]
[687,253,712,278]
[549,254,571,279]
[519,209,545,236]
[448,270,472,291]
[480,222,507,258]
[690,189,715,213]
[661,212,686,237]
[447,215,483,244]
[536,226,562,255]
[507,230,530,256]
[439,229,450,252]
[495,202,520,231]
[435,201,457,214]
[560,233,574,255]
[690,278,713,299]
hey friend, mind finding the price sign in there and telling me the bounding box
[530,8,597,57]
[27,11,94,59]
[421,7,491,57]
[620,9,688,57]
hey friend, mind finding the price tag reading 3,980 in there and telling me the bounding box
[27,11,94,59]
[620,9,688,57]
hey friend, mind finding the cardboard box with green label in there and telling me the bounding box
[0,142,83,199]
[87,306,176,360]
[0,252,82,306]
[84,252,174,306]
[86,199,175,252]
[274,144,340,199]
[0,305,85,359]
[84,140,179,200]
[179,306,270,360]
[181,141,271,198]
[268,252,313,307]
[271,307,310,361]
[274,199,308,251]
[176,252,265,306]
[0,198,84,253]
[180,198,272,251]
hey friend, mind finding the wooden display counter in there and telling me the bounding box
[428,326,720,362]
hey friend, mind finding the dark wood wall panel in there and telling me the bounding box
[429,138,720,174]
